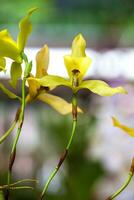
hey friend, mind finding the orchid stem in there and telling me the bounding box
[40,92,77,200]
[106,158,134,200]
[6,54,31,199]
[7,74,26,185]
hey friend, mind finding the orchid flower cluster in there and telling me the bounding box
[0,7,133,200]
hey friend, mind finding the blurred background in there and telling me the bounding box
[0,0,134,199]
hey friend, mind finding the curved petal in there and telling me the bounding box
[37,93,82,115]
[0,30,21,62]
[0,83,21,100]
[9,62,22,88]
[0,57,6,72]
[17,7,38,52]
[78,80,127,96]
[28,75,71,90]
[112,117,134,137]
[64,56,91,82]
[27,76,40,99]
[36,45,49,78]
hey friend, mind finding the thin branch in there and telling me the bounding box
[105,158,134,200]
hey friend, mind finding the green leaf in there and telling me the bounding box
[10,62,22,88]
[0,83,21,100]
[17,7,38,52]
[78,80,127,96]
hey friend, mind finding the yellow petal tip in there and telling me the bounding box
[112,116,118,126]
[72,33,86,57]
[111,116,134,137]
[28,7,39,15]
[118,87,128,94]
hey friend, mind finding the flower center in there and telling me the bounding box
[72,69,80,87]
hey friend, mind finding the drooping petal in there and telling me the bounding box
[17,7,38,52]
[64,56,91,82]
[0,57,6,72]
[78,80,127,96]
[36,45,49,78]
[112,117,134,137]
[28,75,71,90]
[37,93,82,115]
[9,62,22,88]
[0,83,21,100]
[0,29,21,62]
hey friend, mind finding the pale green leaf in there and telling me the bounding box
[0,83,21,100]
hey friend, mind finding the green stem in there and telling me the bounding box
[7,76,26,185]
[106,158,134,200]
[40,93,77,200]
[41,168,58,199]
[0,121,16,144]
[6,54,31,197]
[66,120,77,150]
[109,172,133,200]
[11,76,25,153]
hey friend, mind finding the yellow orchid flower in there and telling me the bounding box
[0,7,37,63]
[64,33,91,83]
[28,33,127,97]
[26,45,81,115]
[112,117,134,137]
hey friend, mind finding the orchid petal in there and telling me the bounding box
[27,75,40,99]
[17,7,38,52]
[78,80,127,96]
[64,56,91,82]
[36,45,49,78]
[28,75,71,90]
[37,93,82,115]
[71,33,86,57]
[64,34,92,82]
[112,117,134,137]
[0,29,21,62]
